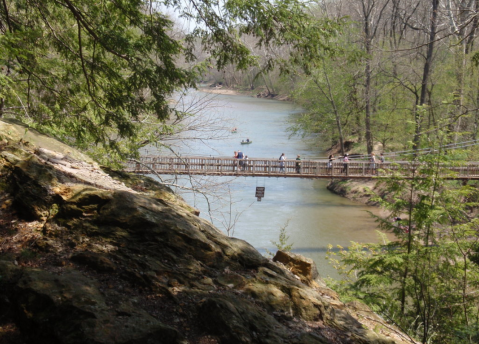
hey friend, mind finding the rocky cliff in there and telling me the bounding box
[0,119,414,344]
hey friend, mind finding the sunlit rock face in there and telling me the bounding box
[0,119,410,344]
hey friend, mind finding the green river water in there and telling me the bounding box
[145,89,388,279]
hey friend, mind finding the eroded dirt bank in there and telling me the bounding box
[327,179,384,206]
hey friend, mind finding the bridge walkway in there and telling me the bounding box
[123,156,479,180]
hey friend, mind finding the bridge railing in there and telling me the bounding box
[124,156,479,179]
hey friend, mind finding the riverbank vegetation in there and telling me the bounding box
[326,140,479,343]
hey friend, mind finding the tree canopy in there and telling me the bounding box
[0,0,338,160]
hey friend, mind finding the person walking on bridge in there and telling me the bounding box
[328,154,335,168]
[237,150,245,170]
[342,154,349,174]
[369,153,377,175]
[279,153,286,173]
[295,155,302,173]
[233,151,238,171]
[244,155,249,171]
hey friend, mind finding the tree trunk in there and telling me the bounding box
[322,67,345,155]
[364,17,374,154]
[413,0,439,149]
[475,76,479,140]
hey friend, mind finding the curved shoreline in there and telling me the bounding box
[199,86,291,101]
[327,179,381,206]
[199,87,243,96]
[200,87,378,205]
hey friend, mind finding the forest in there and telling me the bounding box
[2,0,479,343]
[3,1,479,158]
[213,0,479,157]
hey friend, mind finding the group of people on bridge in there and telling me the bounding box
[232,150,387,174]
[279,153,303,173]
[233,150,249,171]
[328,152,386,174]
[233,151,303,173]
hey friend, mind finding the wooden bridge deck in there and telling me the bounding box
[124,156,479,180]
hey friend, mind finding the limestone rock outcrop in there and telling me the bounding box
[0,120,413,344]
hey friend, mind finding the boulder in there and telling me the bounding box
[273,250,319,283]
[272,251,339,300]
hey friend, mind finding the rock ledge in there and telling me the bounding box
[0,120,413,344]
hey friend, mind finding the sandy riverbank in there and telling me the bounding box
[199,86,291,101]
[199,86,244,96]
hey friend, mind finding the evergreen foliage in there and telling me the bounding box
[271,219,293,252]
[0,0,339,161]
[1,0,192,159]
[327,135,479,343]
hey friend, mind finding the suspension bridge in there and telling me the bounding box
[124,156,479,180]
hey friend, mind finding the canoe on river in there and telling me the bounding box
[241,141,252,144]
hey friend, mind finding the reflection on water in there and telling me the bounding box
[150,89,389,279]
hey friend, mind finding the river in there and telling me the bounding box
[146,89,386,279]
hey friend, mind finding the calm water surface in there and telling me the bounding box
[148,89,387,278]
